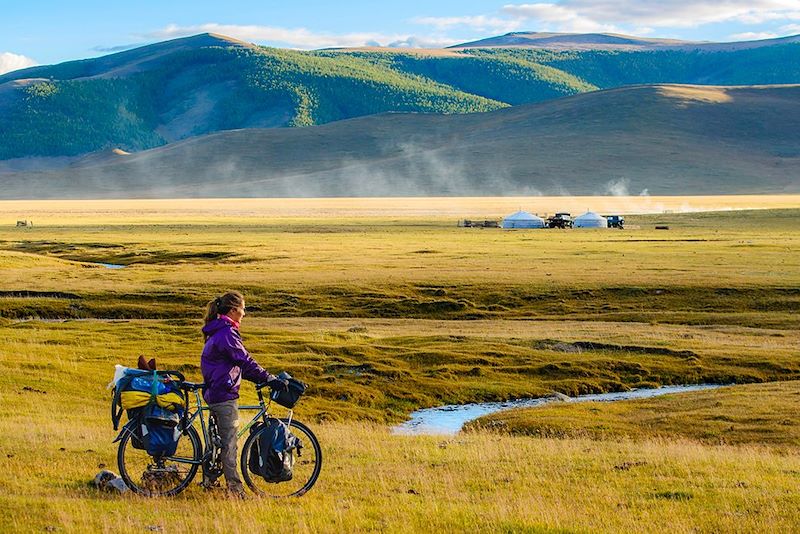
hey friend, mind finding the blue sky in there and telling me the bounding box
[2,0,800,73]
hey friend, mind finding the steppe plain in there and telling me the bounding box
[0,196,798,533]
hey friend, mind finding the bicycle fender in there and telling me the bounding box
[112,419,137,443]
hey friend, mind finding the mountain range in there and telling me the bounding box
[0,32,799,197]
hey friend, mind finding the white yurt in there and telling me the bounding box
[574,211,608,228]
[501,210,545,229]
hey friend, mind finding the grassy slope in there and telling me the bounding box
[467,381,800,447]
[0,43,504,159]
[4,84,800,197]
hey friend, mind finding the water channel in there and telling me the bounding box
[394,384,724,435]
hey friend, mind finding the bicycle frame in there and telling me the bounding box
[174,386,293,467]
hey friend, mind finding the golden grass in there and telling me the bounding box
[2,317,797,423]
[0,419,798,533]
[1,209,798,303]
[657,85,734,104]
[0,202,799,531]
[2,195,800,224]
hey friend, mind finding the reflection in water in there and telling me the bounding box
[394,384,723,435]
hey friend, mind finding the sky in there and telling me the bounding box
[2,0,800,74]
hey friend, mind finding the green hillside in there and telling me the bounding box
[0,41,504,159]
[473,45,800,87]
[1,33,800,160]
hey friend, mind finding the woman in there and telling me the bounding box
[200,291,287,497]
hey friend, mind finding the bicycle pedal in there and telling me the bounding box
[200,478,222,490]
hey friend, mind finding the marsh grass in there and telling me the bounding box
[467,381,800,448]
[2,318,799,423]
[0,208,798,328]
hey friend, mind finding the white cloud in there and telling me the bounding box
[502,1,800,30]
[146,23,455,49]
[0,52,37,75]
[412,15,523,33]
[734,9,800,24]
[502,3,621,32]
[729,31,779,40]
[779,23,800,33]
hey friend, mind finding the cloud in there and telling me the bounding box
[729,31,779,40]
[0,52,37,75]
[145,23,456,49]
[412,15,523,33]
[734,9,800,24]
[502,1,800,30]
[502,3,621,32]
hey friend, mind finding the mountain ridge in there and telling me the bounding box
[450,31,800,51]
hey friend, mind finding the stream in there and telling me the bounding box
[394,384,724,435]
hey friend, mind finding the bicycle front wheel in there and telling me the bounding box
[240,418,322,497]
[117,423,202,496]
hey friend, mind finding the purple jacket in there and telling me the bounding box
[201,317,274,404]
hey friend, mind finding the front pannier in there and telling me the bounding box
[249,419,301,483]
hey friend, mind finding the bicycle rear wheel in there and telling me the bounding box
[117,423,202,496]
[240,418,322,497]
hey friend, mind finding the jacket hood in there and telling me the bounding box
[202,317,233,337]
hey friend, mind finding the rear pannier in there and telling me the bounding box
[141,404,182,457]
[110,366,188,457]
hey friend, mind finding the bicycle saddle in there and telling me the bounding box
[180,381,205,391]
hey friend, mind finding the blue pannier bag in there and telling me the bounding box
[142,404,181,457]
[130,376,173,395]
[251,418,300,483]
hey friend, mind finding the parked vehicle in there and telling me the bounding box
[546,213,573,228]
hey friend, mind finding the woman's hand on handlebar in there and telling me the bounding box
[265,377,289,391]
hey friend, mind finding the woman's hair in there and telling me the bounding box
[204,291,244,326]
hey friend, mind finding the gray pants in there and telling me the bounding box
[209,399,244,493]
